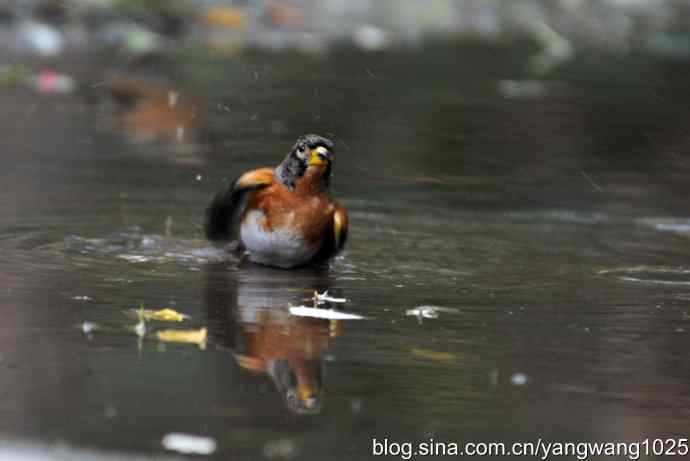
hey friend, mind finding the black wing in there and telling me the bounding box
[204,180,265,242]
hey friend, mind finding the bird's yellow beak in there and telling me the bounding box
[308,146,331,166]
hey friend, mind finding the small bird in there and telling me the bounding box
[205,134,348,269]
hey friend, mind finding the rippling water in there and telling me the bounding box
[2,45,690,458]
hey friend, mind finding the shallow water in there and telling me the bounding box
[2,46,690,458]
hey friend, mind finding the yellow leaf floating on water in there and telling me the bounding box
[142,308,189,322]
[157,328,207,349]
[410,348,456,361]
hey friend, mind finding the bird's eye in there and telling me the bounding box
[296,147,307,159]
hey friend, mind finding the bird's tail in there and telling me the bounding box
[205,183,241,242]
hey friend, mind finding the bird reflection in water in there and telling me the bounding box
[204,263,344,414]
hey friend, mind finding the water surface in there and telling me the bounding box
[2,46,690,458]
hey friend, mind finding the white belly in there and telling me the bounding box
[240,210,318,268]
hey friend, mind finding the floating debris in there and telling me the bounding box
[263,438,297,460]
[597,265,690,286]
[117,254,151,263]
[162,433,217,455]
[510,373,529,386]
[313,290,347,304]
[638,217,690,234]
[131,304,147,341]
[73,295,92,301]
[137,308,189,322]
[289,306,363,320]
[156,328,207,349]
[410,348,456,361]
[81,322,98,334]
[498,79,546,99]
[104,404,118,419]
[597,265,690,276]
[406,306,439,320]
[405,305,459,323]
[134,320,146,337]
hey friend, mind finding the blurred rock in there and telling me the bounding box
[3,1,690,61]
[16,20,64,56]
[266,1,304,29]
[30,69,75,94]
[96,21,166,57]
[0,64,27,85]
[96,73,201,145]
[197,4,247,55]
[353,25,392,51]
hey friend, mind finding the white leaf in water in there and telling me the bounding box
[314,290,347,303]
[81,322,98,334]
[134,320,146,337]
[162,433,217,455]
[510,373,529,386]
[117,254,150,263]
[406,307,439,319]
[406,305,459,321]
[289,306,363,320]
[417,305,459,314]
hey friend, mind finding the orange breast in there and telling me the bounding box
[251,181,335,246]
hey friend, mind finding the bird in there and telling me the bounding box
[205,134,348,269]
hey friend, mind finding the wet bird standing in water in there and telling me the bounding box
[205,135,348,268]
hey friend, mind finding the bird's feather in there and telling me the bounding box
[333,204,349,252]
[311,202,348,262]
[205,169,274,242]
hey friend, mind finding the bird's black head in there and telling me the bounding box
[276,134,335,190]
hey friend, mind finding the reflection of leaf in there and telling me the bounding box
[289,306,363,320]
[411,348,455,361]
[142,308,189,322]
[157,328,207,349]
